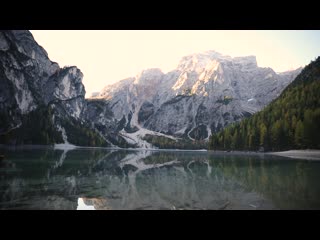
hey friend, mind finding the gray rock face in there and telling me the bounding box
[46,66,86,120]
[84,99,119,143]
[0,30,105,145]
[96,50,301,140]
[0,30,302,147]
[0,30,132,147]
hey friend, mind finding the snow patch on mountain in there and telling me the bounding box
[97,50,301,142]
[119,127,178,149]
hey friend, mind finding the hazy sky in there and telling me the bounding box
[31,30,320,98]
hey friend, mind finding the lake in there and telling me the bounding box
[0,146,320,210]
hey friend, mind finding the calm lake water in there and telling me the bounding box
[0,147,320,210]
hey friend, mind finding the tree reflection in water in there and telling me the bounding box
[0,147,319,210]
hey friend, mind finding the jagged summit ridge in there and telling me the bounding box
[0,31,303,149]
[0,30,107,147]
[134,68,164,85]
[95,50,301,141]
[177,51,257,71]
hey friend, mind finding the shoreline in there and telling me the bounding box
[1,144,320,160]
[267,150,320,160]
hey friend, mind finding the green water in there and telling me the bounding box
[0,147,319,210]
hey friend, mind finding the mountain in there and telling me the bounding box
[0,30,107,146]
[0,31,303,149]
[209,57,320,151]
[94,50,301,146]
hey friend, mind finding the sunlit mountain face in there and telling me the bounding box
[93,51,301,146]
[1,30,320,210]
[0,31,301,148]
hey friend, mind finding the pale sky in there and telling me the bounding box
[30,30,320,98]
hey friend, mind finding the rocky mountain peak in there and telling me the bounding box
[134,68,164,85]
[176,51,260,76]
[0,30,304,149]
[10,30,49,59]
[233,55,257,68]
[98,50,301,143]
[0,30,99,145]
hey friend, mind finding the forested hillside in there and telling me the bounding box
[209,57,320,151]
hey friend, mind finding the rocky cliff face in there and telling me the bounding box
[95,50,301,141]
[0,31,302,148]
[0,30,106,146]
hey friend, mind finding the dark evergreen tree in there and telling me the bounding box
[209,57,320,151]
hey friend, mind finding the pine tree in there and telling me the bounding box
[294,120,304,149]
[259,123,267,147]
[209,57,320,151]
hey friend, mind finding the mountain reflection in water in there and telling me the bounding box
[0,147,319,210]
